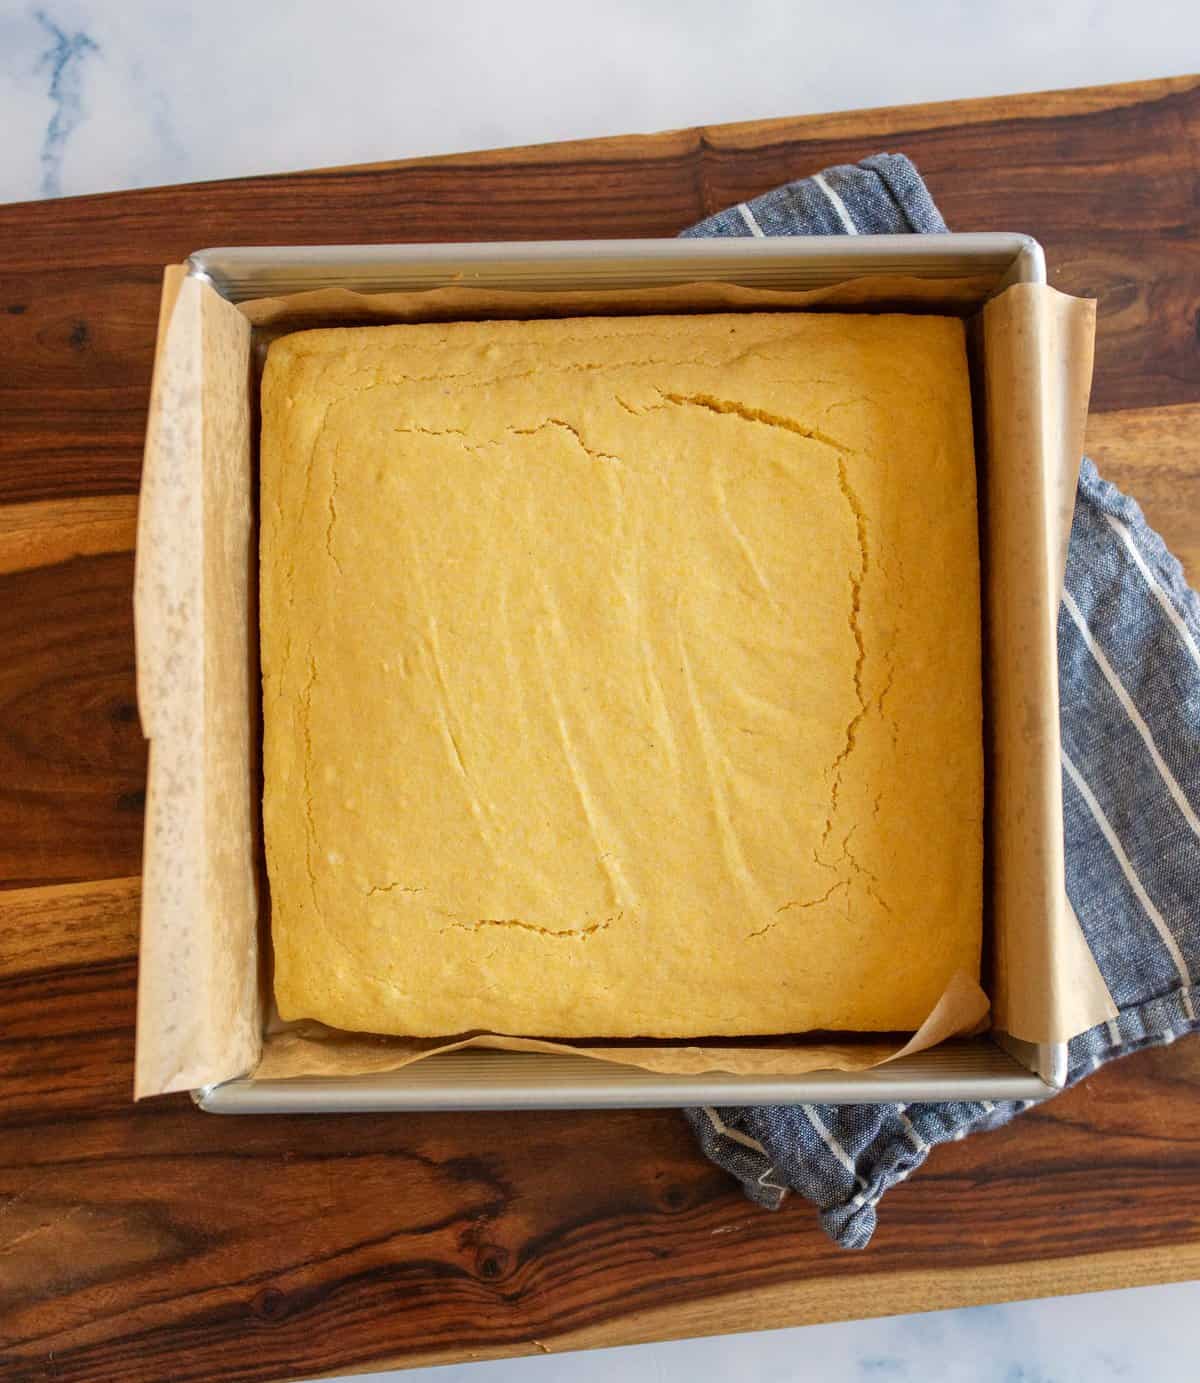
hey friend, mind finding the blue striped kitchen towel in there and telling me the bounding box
[681,154,1200,1248]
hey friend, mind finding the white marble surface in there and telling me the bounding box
[355,1281,1200,1383]
[2,0,1200,203]
[5,1,1200,1378]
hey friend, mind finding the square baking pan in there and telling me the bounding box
[163,232,1068,1112]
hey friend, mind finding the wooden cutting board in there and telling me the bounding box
[2,75,1199,1383]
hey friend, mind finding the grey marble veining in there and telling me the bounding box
[34,8,97,197]
[3,0,1200,203]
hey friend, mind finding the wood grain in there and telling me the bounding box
[2,75,1199,508]
[0,551,144,891]
[0,496,138,577]
[1,1028,1198,1382]
[0,876,139,978]
[1086,402,1200,580]
[2,75,1200,1383]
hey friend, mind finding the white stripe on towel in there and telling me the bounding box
[1063,589,1200,842]
[1104,511,1200,673]
[848,1182,884,1212]
[700,1105,768,1155]
[1062,747,1192,990]
[801,1103,864,1183]
[812,172,859,234]
[700,1108,786,1195]
[896,1107,929,1154]
[756,1164,787,1195]
[736,202,766,237]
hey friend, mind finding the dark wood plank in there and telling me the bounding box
[3,75,1200,1383]
[0,552,145,890]
[0,497,137,577]
[0,876,139,979]
[1,76,1198,506]
[1086,403,1200,579]
[1,876,1198,1383]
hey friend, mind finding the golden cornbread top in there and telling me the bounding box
[259,311,982,1038]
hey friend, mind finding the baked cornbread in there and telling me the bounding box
[260,312,981,1037]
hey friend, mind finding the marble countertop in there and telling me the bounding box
[4,1,1200,1380]
[3,0,1200,204]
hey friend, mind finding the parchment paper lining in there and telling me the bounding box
[133,265,1110,1098]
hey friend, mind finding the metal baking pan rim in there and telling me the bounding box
[187,231,1057,1110]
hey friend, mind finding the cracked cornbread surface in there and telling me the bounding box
[260,312,981,1037]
